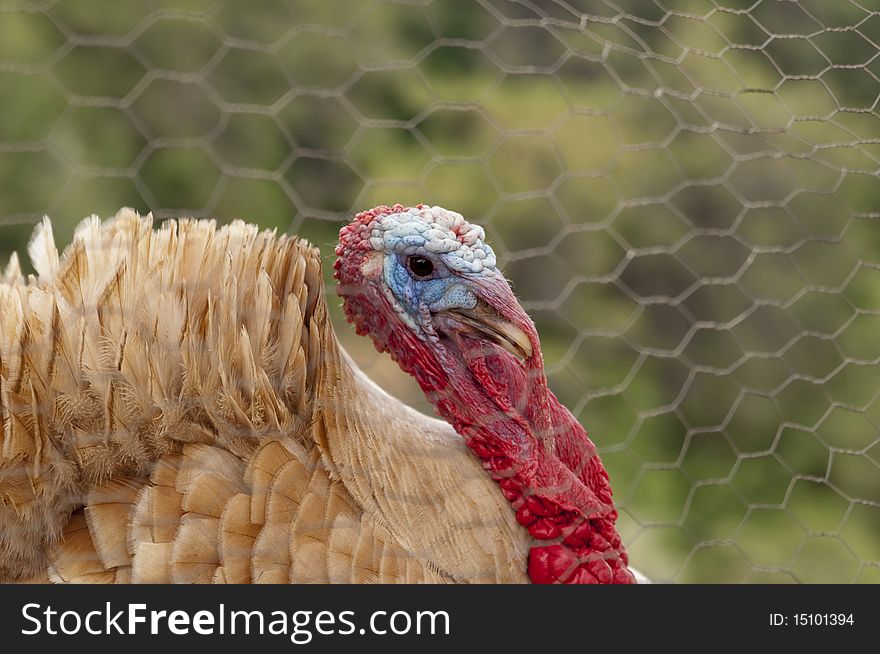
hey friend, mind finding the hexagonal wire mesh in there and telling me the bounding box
[1,0,879,583]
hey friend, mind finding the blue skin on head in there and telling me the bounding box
[369,206,500,332]
[384,253,479,321]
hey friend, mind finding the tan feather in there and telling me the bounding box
[2,251,23,286]
[217,493,260,583]
[28,216,59,283]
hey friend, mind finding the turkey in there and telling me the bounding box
[0,204,639,584]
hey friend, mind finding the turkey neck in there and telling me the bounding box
[313,335,532,583]
[405,330,635,585]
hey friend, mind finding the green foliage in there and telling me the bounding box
[1,0,878,583]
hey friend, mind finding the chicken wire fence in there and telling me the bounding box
[1,0,879,583]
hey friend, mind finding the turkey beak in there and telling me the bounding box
[480,313,534,361]
[441,273,537,361]
[445,303,534,361]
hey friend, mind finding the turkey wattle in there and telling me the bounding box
[336,204,634,584]
[0,205,638,584]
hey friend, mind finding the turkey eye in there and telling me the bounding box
[408,256,435,278]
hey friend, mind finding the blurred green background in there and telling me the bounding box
[1,0,879,582]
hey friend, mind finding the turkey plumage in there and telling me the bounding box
[0,206,635,584]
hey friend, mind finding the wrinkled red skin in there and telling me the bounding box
[336,205,634,584]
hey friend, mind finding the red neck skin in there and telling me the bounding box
[336,225,634,584]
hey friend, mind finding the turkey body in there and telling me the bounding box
[0,209,529,583]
